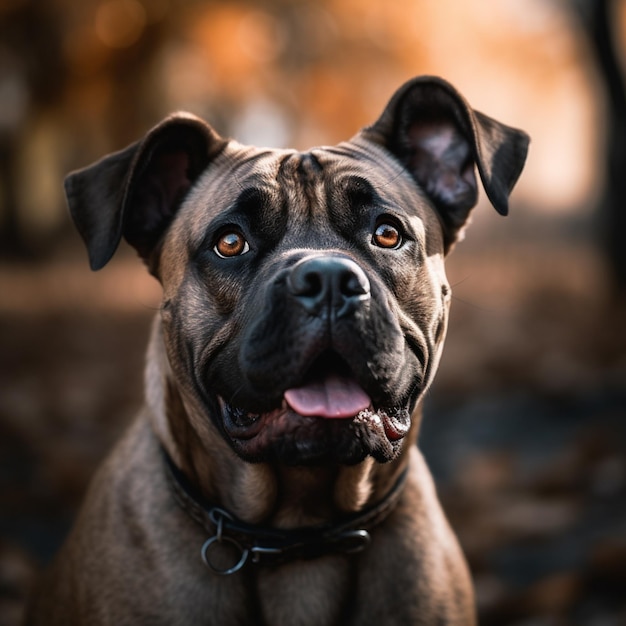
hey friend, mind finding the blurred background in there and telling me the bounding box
[1,0,625,624]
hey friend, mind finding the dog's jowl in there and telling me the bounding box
[25,76,528,626]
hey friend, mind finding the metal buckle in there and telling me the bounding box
[249,545,284,564]
[200,508,249,576]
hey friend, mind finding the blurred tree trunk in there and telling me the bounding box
[572,0,626,294]
[0,136,21,256]
[0,1,66,259]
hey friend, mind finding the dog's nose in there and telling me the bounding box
[287,256,371,317]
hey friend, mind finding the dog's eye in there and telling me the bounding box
[372,222,402,249]
[214,231,250,258]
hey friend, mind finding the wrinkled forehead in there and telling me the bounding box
[177,137,440,239]
[224,139,406,186]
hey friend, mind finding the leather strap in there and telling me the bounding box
[162,448,408,575]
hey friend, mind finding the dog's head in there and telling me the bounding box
[66,76,528,466]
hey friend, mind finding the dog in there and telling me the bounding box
[24,76,528,626]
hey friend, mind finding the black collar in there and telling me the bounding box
[162,449,408,575]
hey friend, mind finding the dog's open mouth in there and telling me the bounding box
[284,352,371,419]
[218,352,411,464]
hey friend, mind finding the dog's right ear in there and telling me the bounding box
[65,113,227,272]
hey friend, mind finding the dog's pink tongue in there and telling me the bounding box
[284,376,371,418]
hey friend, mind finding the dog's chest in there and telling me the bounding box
[255,556,351,626]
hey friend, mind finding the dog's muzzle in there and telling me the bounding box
[211,253,418,465]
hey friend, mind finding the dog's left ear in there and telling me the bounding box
[362,76,529,252]
[65,113,227,272]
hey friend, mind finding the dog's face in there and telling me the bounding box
[157,142,449,465]
[66,77,528,466]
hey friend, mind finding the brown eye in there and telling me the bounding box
[373,222,402,249]
[214,231,250,258]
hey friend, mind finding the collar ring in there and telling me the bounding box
[201,534,249,576]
